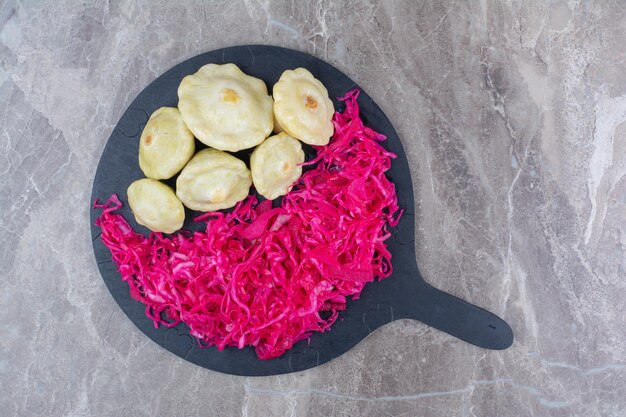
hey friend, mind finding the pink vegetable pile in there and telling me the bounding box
[94,89,402,359]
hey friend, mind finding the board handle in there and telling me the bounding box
[395,266,514,350]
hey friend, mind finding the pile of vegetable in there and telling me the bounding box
[95,89,402,359]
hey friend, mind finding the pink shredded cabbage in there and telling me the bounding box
[94,89,402,359]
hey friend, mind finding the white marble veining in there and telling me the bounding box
[1,1,624,416]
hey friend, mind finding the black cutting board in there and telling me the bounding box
[90,45,513,376]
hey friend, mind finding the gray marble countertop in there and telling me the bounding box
[1,1,625,416]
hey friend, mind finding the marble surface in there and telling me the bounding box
[1,1,625,416]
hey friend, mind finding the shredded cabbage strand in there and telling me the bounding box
[94,89,403,359]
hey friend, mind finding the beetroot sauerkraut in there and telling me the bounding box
[94,89,402,359]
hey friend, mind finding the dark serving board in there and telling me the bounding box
[90,45,513,376]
